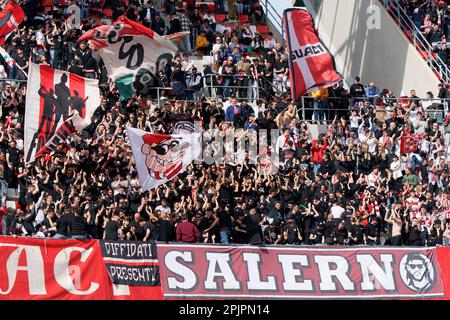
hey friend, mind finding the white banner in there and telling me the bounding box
[126,127,202,191]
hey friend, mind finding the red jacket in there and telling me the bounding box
[311,139,327,164]
[176,221,201,243]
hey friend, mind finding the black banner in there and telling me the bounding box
[99,240,160,286]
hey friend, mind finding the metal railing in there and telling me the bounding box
[380,0,450,83]
[261,0,284,41]
[140,85,450,124]
[202,73,285,100]
[5,73,448,126]
[296,96,449,124]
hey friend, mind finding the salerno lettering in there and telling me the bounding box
[162,249,436,296]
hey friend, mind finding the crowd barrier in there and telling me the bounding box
[2,236,450,300]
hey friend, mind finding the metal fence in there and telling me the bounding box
[3,76,449,125]
[296,96,449,124]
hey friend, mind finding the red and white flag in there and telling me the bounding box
[24,63,100,163]
[0,0,24,45]
[126,127,202,191]
[283,8,342,100]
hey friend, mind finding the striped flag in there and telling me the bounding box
[0,46,13,67]
[0,45,26,77]
[24,63,100,163]
[0,0,24,46]
[283,8,342,100]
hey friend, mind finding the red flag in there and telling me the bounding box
[0,0,24,46]
[400,134,425,155]
[24,63,101,163]
[283,8,342,100]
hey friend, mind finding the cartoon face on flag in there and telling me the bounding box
[126,126,202,191]
[283,8,342,99]
[78,16,178,100]
[0,0,24,46]
[25,63,100,163]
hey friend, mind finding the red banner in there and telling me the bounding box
[3,237,450,300]
[436,247,450,300]
[0,237,112,300]
[0,237,163,300]
[158,244,445,299]
[283,8,342,100]
[0,0,25,46]
[24,63,101,164]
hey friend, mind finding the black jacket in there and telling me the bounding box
[70,215,89,236]
[151,18,166,35]
[56,214,73,236]
[169,17,181,34]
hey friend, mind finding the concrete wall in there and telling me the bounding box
[303,0,440,97]
[260,0,292,43]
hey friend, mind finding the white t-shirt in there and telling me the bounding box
[155,205,171,215]
[367,137,378,154]
[36,31,45,45]
[331,205,345,219]
[412,119,426,134]
[367,173,380,187]
[181,59,194,73]
[350,116,360,129]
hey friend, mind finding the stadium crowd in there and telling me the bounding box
[0,0,449,247]
[399,0,450,66]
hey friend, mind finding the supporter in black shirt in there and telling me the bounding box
[157,212,174,243]
[245,208,263,245]
[350,76,365,101]
[217,204,233,244]
[68,59,84,77]
[323,213,338,245]
[12,47,28,80]
[349,217,365,245]
[53,209,73,239]
[70,211,89,239]
[366,217,381,245]
[273,57,288,76]
[129,213,145,240]
[151,13,166,35]
[407,217,423,246]
[427,24,444,44]
[264,222,282,244]
[334,221,348,245]
[168,13,181,34]
[428,219,443,246]
[104,212,122,241]
[283,216,302,244]
[233,212,248,244]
